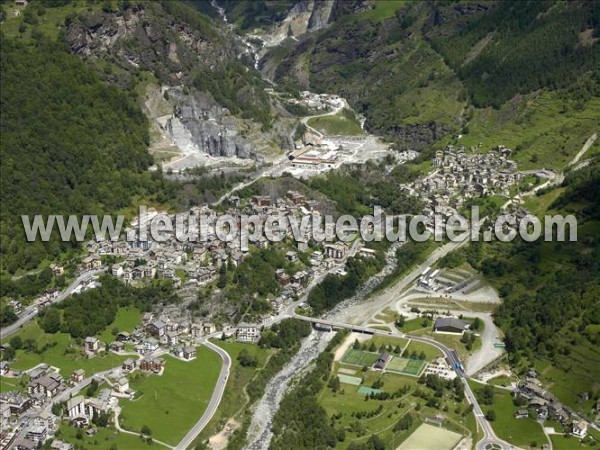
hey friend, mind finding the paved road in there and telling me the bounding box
[175,339,232,450]
[0,269,105,339]
[290,313,514,450]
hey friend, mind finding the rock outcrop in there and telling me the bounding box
[163,88,256,159]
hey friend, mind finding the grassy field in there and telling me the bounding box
[119,348,221,446]
[320,363,474,449]
[386,356,426,377]
[0,376,22,394]
[448,92,600,171]
[1,1,100,41]
[398,318,431,333]
[470,381,547,449]
[535,341,600,415]
[341,349,380,367]
[195,340,274,442]
[488,375,513,388]
[307,108,364,136]
[551,434,597,450]
[55,422,158,449]
[351,0,407,22]
[98,307,142,344]
[402,340,444,361]
[3,322,128,376]
[397,423,462,450]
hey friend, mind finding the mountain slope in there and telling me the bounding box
[0,37,169,273]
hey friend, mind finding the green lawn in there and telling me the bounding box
[550,435,594,450]
[4,322,127,376]
[402,340,444,361]
[488,375,512,388]
[0,376,22,394]
[307,108,364,136]
[119,348,221,446]
[98,307,142,344]
[398,318,430,333]
[535,342,600,415]
[352,1,407,22]
[55,422,158,450]
[450,92,600,171]
[1,1,100,41]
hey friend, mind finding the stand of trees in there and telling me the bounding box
[38,275,178,338]
[0,37,174,273]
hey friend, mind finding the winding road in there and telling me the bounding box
[0,269,106,339]
[175,339,232,450]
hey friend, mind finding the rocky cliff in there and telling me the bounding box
[163,88,256,159]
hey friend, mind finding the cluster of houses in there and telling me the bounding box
[514,370,592,439]
[401,145,522,220]
[83,190,352,290]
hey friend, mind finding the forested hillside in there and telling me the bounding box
[265,0,599,156]
[445,161,600,409]
[0,37,170,273]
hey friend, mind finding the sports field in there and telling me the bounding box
[397,423,462,450]
[339,374,362,385]
[387,356,427,377]
[340,349,379,367]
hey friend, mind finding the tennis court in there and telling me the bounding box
[338,374,362,385]
[357,386,383,395]
[397,423,462,450]
[386,356,426,376]
[340,349,379,367]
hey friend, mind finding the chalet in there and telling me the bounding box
[373,352,390,370]
[236,323,261,343]
[203,323,216,334]
[433,318,470,334]
[51,440,74,450]
[572,420,588,439]
[50,264,64,276]
[81,255,102,270]
[285,251,298,262]
[171,346,184,358]
[146,319,166,337]
[191,323,203,337]
[276,269,290,286]
[29,374,61,398]
[1,392,31,414]
[111,264,123,277]
[183,347,196,360]
[140,357,165,373]
[109,341,124,352]
[26,425,48,443]
[113,377,129,394]
[514,409,529,419]
[122,358,136,372]
[136,338,159,354]
[84,337,100,352]
[116,331,130,342]
[324,244,345,260]
[166,332,179,346]
[71,369,85,383]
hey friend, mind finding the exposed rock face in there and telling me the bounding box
[64,4,232,85]
[164,88,256,159]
